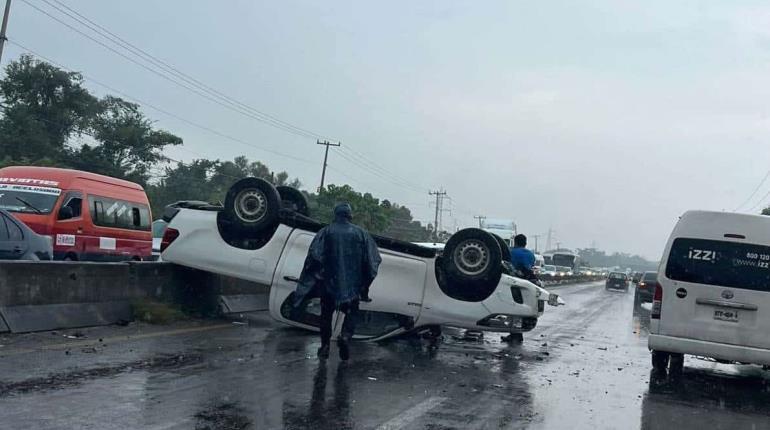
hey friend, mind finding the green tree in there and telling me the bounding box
[70,96,182,184]
[761,207,770,216]
[146,159,219,216]
[0,54,98,164]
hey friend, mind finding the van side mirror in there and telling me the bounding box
[58,206,74,220]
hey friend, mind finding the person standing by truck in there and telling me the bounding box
[503,234,537,343]
[294,203,382,361]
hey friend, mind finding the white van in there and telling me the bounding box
[649,210,770,373]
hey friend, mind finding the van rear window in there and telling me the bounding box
[666,238,770,291]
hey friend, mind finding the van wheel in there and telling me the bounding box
[276,186,309,216]
[669,353,684,374]
[221,177,281,237]
[651,350,670,372]
[63,253,78,261]
[441,228,503,302]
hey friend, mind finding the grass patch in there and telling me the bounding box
[131,299,186,324]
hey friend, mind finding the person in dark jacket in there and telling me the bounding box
[294,203,382,360]
[503,234,536,344]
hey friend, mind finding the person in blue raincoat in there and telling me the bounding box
[293,203,382,360]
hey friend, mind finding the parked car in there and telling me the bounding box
[0,209,52,260]
[631,271,643,284]
[605,271,629,291]
[649,210,770,374]
[161,178,564,341]
[0,166,153,261]
[635,271,657,303]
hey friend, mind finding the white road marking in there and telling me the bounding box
[375,396,447,430]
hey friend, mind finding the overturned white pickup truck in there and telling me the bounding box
[160,178,562,341]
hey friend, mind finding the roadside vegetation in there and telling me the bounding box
[0,55,435,241]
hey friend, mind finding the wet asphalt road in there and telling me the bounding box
[3,281,770,429]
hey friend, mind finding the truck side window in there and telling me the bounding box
[59,192,83,219]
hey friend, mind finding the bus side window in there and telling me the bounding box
[131,207,141,228]
[91,200,103,223]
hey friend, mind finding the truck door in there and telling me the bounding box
[271,232,427,339]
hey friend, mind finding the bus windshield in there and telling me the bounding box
[0,184,61,214]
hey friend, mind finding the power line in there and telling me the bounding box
[748,186,770,213]
[7,40,317,166]
[735,169,770,212]
[42,0,336,142]
[19,0,329,141]
[19,0,439,201]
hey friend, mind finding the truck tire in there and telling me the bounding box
[491,233,513,275]
[221,177,281,237]
[441,228,503,302]
[651,350,670,372]
[276,186,310,216]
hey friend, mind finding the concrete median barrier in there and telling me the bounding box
[0,261,269,333]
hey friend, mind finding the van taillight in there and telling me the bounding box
[651,282,663,319]
[160,228,179,252]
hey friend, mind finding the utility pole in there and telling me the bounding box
[429,189,447,242]
[556,241,562,250]
[316,140,340,191]
[474,215,486,228]
[0,0,11,65]
[532,234,541,253]
[545,228,553,252]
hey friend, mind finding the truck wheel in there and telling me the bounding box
[441,228,503,302]
[669,353,684,375]
[490,233,513,274]
[222,177,281,237]
[276,186,309,216]
[651,350,670,372]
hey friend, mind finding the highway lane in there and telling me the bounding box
[2,281,770,429]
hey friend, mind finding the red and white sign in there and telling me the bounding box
[56,234,76,247]
[0,177,60,187]
[0,183,61,196]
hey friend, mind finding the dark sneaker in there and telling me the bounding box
[338,339,350,361]
[317,344,330,359]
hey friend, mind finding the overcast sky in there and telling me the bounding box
[4,0,770,259]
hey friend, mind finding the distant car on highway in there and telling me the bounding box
[605,271,629,291]
[0,209,52,260]
[649,210,770,374]
[161,178,563,341]
[631,271,643,284]
[635,271,657,303]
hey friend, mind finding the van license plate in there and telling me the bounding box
[713,309,739,323]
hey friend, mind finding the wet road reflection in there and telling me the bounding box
[5,282,770,429]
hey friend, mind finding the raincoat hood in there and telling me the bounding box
[334,203,353,222]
